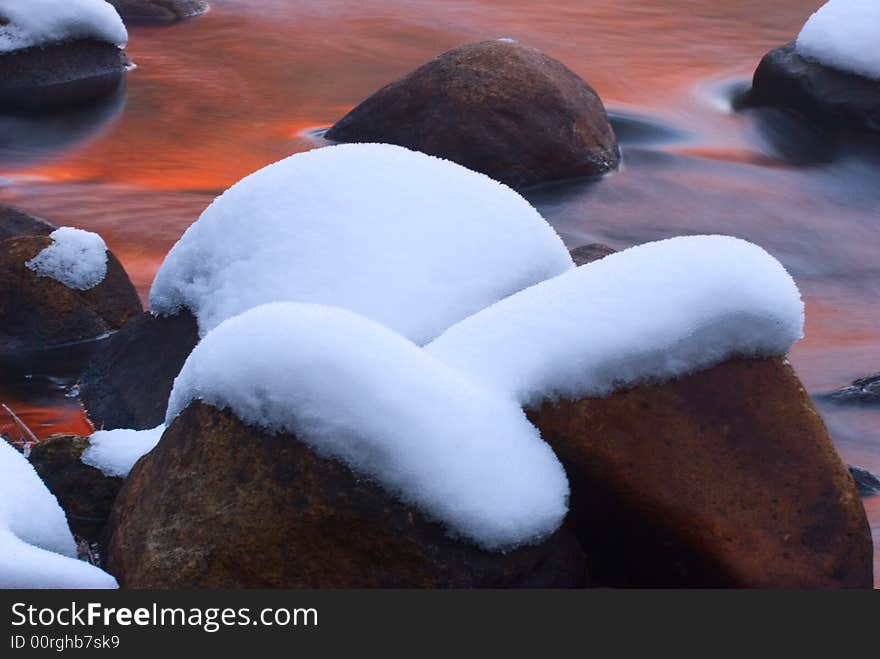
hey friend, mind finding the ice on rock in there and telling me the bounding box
[428,235,804,406]
[150,143,573,343]
[82,425,165,478]
[26,227,109,291]
[0,0,127,53]
[166,302,569,551]
[796,0,880,80]
[0,440,117,588]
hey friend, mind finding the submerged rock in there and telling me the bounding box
[0,235,142,374]
[0,39,128,113]
[104,402,586,588]
[325,40,619,189]
[78,310,200,430]
[848,466,880,498]
[749,42,880,135]
[106,0,209,26]
[569,243,617,266]
[527,356,873,588]
[29,435,123,544]
[824,373,880,405]
[0,204,55,241]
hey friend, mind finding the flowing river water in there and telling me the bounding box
[0,0,877,584]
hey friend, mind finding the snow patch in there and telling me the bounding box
[166,303,569,551]
[26,227,108,291]
[428,235,804,406]
[0,0,127,54]
[150,143,573,343]
[0,440,117,588]
[82,425,165,478]
[796,0,880,80]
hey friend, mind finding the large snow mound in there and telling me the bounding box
[166,302,569,550]
[82,425,165,478]
[0,441,117,588]
[428,236,804,406]
[26,227,108,291]
[796,0,880,80]
[0,0,127,54]
[150,143,573,343]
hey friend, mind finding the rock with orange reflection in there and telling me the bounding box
[106,0,208,26]
[0,234,142,374]
[325,39,619,190]
[527,356,873,588]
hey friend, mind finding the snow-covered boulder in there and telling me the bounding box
[0,0,129,112]
[0,439,117,588]
[325,40,620,190]
[151,143,574,342]
[106,0,209,26]
[104,303,583,588]
[0,229,142,375]
[427,235,870,587]
[749,1,880,134]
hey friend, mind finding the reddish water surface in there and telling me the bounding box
[0,0,877,584]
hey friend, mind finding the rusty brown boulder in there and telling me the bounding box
[527,356,873,588]
[104,402,585,588]
[325,40,619,190]
[0,235,142,374]
[0,204,55,242]
[29,435,123,545]
[106,0,209,26]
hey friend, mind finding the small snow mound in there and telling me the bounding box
[0,440,117,588]
[428,235,804,406]
[150,143,573,343]
[166,302,569,551]
[26,227,108,291]
[796,0,880,80]
[0,0,127,54]
[83,425,165,478]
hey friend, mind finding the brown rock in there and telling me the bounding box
[29,435,123,544]
[0,205,55,242]
[325,40,619,190]
[105,402,586,588]
[79,310,199,430]
[0,39,127,113]
[569,243,617,266]
[106,0,209,26]
[527,356,873,588]
[0,235,142,374]
[749,42,880,135]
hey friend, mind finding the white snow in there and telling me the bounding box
[796,0,880,80]
[150,143,573,343]
[0,0,127,54]
[166,302,569,551]
[26,227,109,291]
[428,236,804,406]
[0,440,117,589]
[82,425,165,478]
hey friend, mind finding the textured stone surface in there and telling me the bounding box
[326,40,619,189]
[105,402,586,588]
[569,243,617,266]
[527,356,873,588]
[79,310,199,430]
[107,0,209,26]
[0,205,55,242]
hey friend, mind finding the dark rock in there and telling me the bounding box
[569,243,617,266]
[325,40,619,190]
[0,236,143,375]
[0,205,55,241]
[0,39,128,114]
[104,402,586,588]
[825,374,880,405]
[29,435,123,544]
[749,42,880,135]
[79,310,199,430]
[107,0,209,26]
[849,466,880,498]
[527,356,873,588]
